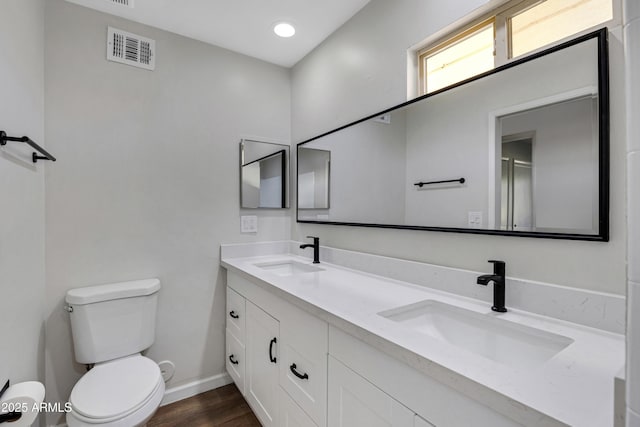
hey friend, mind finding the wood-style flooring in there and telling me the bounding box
[148,384,261,427]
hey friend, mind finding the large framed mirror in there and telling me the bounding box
[240,139,290,209]
[297,29,609,241]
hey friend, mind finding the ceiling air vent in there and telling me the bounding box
[106,0,134,7]
[107,27,155,71]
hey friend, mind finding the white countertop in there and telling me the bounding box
[221,250,624,427]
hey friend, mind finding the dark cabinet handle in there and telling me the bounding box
[290,363,309,380]
[229,354,239,365]
[229,311,239,319]
[269,337,277,363]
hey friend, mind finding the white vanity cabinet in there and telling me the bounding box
[226,271,328,427]
[226,270,520,427]
[328,356,433,427]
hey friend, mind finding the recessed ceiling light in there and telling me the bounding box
[274,22,295,38]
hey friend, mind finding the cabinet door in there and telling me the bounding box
[279,386,318,427]
[246,301,280,427]
[328,356,414,427]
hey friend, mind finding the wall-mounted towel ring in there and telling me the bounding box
[0,131,56,163]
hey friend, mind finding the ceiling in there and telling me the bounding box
[65,0,371,67]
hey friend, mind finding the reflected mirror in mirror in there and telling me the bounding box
[240,139,290,209]
[297,29,608,241]
[298,147,330,209]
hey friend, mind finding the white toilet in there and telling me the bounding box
[65,279,165,427]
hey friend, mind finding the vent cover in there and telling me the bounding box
[106,0,134,7]
[107,27,155,71]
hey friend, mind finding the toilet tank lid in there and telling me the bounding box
[66,279,161,305]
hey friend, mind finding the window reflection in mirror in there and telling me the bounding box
[240,139,289,209]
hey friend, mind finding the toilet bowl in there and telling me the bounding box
[65,279,164,427]
[67,355,165,427]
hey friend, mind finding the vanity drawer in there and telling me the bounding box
[226,286,245,342]
[280,304,328,427]
[226,329,245,395]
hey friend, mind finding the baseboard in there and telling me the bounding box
[160,372,233,406]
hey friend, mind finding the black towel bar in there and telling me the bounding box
[414,178,465,188]
[0,130,56,163]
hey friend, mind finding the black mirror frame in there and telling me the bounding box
[296,28,609,241]
[240,139,290,209]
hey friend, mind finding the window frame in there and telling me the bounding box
[415,0,619,96]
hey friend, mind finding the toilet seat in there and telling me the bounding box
[68,355,164,426]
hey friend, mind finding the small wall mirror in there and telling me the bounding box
[240,139,290,209]
[297,29,608,241]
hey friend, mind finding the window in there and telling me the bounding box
[509,0,613,58]
[417,0,613,95]
[419,19,495,95]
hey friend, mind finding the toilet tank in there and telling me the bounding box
[66,279,161,364]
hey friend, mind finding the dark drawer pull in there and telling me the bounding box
[290,363,309,380]
[269,337,277,363]
[229,310,239,319]
[229,354,239,365]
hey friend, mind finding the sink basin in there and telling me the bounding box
[254,260,324,277]
[378,300,573,369]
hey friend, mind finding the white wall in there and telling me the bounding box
[43,0,291,424]
[0,0,45,391]
[291,0,627,295]
[624,0,640,422]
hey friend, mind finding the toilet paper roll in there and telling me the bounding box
[0,381,45,427]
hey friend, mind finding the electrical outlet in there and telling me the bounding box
[468,211,483,228]
[240,215,258,233]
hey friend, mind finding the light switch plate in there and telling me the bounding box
[468,211,483,228]
[240,215,258,233]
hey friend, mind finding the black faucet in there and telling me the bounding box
[300,236,320,264]
[476,260,507,312]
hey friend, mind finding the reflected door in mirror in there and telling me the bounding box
[298,147,330,210]
[496,94,599,234]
